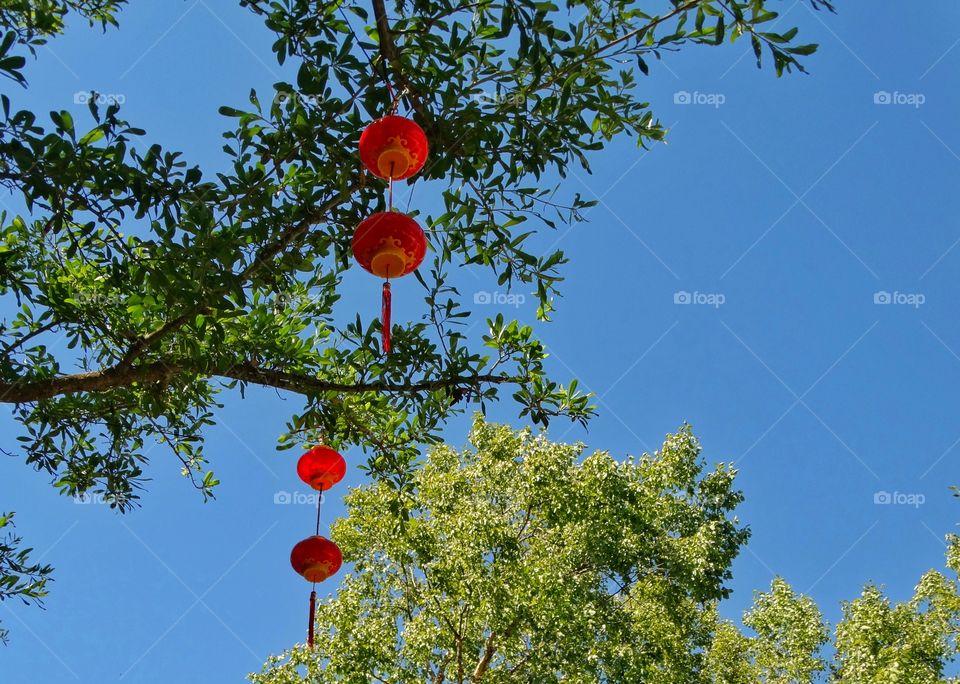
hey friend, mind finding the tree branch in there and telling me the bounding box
[113,183,359,370]
[471,631,497,682]
[0,360,514,404]
[370,0,436,130]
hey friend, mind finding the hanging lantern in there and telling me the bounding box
[290,535,343,583]
[359,115,428,181]
[297,446,346,491]
[352,211,427,353]
[352,211,426,279]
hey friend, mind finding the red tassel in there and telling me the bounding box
[381,281,392,353]
[308,589,317,648]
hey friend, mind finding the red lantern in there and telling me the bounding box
[297,446,346,491]
[352,211,427,353]
[290,535,342,583]
[359,115,428,181]
[352,211,427,279]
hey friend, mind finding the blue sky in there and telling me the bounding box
[2,1,960,681]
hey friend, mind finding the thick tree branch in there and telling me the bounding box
[370,0,436,130]
[471,631,496,681]
[0,360,514,404]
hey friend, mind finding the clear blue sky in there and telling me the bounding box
[2,1,959,681]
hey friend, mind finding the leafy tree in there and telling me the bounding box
[252,418,749,682]
[708,547,960,683]
[252,419,960,683]
[0,0,828,635]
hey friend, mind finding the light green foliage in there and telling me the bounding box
[740,578,828,682]
[251,418,749,683]
[705,547,960,683]
[832,555,960,684]
[253,421,960,683]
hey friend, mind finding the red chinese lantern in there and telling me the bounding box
[288,448,347,649]
[297,446,346,491]
[359,115,428,181]
[290,535,343,583]
[352,211,427,353]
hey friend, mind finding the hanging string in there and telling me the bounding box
[383,160,395,355]
[385,78,396,112]
[307,488,323,649]
[315,488,323,535]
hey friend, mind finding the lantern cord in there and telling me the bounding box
[385,78,396,111]
[382,280,392,354]
[388,161,395,210]
[315,488,322,536]
[307,589,317,649]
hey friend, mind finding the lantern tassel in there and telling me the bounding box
[307,589,317,648]
[382,280,392,353]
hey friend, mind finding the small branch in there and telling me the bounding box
[116,310,201,370]
[470,0,707,92]
[240,183,359,282]
[113,184,359,371]
[0,321,58,357]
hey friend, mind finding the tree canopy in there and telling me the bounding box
[252,419,960,684]
[0,0,830,638]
